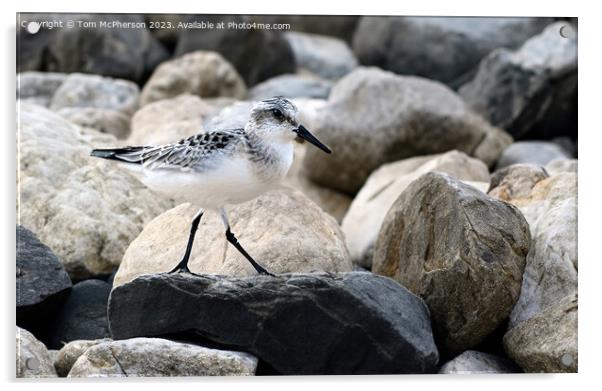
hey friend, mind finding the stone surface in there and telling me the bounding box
[113,188,351,287]
[17,71,67,107]
[16,327,57,378]
[496,141,571,170]
[129,94,216,145]
[373,173,530,353]
[285,31,358,79]
[489,167,577,328]
[353,16,551,87]
[18,102,173,280]
[546,158,577,175]
[175,15,295,86]
[55,107,131,139]
[438,350,521,374]
[342,151,490,269]
[302,67,511,194]
[248,74,332,100]
[503,293,577,373]
[140,51,247,106]
[68,338,258,377]
[108,272,439,374]
[460,22,577,139]
[55,338,112,377]
[47,280,111,349]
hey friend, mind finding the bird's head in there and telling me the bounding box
[246,97,331,154]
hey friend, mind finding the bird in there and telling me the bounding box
[90,97,332,276]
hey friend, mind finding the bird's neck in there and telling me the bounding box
[246,133,294,180]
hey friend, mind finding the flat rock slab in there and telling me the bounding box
[108,272,439,375]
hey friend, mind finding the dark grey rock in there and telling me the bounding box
[460,22,577,139]
[353,16,551,87]
[496,141,571,170]
[17,225,72,343]
[48,279,111,349]
[175,15,295,86]
[373,173,530,354]
[248,74,332,100]
[439,350,521,374]
[108,272,439,375]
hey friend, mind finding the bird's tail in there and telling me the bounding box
[90,146,147,164]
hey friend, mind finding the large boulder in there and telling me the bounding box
[284,31,358,79]
[302,67,511,194]
[496,141,571,170]
[460,22,577,139]
[488,166,577,328]
[503,293,577,373]
[373,173,530,353]
[47,280,111,349]
[175,15,295,86]
[438,350,521,374]
[113,188,351,287]
[108,272,439,374]
[248,74,332,100]
[55,338,112,377]
[18,14,169,83]
[68,338,258,377]
[353,16,551,87]
[140,51,247,106]
[342,151,490,269]
[16,327,57,378]
[18,102,173,280]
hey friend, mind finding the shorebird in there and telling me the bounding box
[90,97,331,276]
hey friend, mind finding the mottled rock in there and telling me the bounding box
[140,51,247,106]
[68,338,258,377]
[353,16,551,87]
[342,151,490,269]
[302,67,511,194]
[285,31,358,79]
[460,23,577,139]
[17,71,67,107]
[108,272,439,374]
[503,293,577,373]
[55,107,131,139]
[496,141,571,170]
[55,338,112,377]
[175,15,295,86]
[47,280,111,349]
[438,350,521,374]
[16,327,57,378]
[113,188,351,287]
[18,102,172,280]
[373,173,530,353]
[248,74,332,100]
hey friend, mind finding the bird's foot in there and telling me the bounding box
[168,261,202,277]
[254,264,276,277]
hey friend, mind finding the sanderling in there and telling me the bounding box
[90,97,331,276]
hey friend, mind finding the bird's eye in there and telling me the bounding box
[272,109,284,120]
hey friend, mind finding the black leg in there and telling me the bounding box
[225,228,275,276]
[169,210,204,275]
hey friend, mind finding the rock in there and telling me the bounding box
[129,94,216,145]
[546,159,577,175]
[16,327,57,378]
[55,107,131,139]
[460,23,577,139]
[285,32,358,79]
[302,67,511,194]
[255,15,360,42]
[342,151,490,269]
[108,272,439,374]
[248,74,332,100]
[17,225,72,344]
[47,280,111,349]
[19,14,169,83]
[18,102,173,280]
[503,293,577,373]
[113,188,351,287]
[438,350,521,374]
[17,72,67,107]
[68,338,258,377]
[488,167,577,328]
[49,73,140,116]
[140,51,247,106]
[175,15,295,86]
[353,17,551,87]
[373,172,530,353]
[496,141,571,170]
[55,338,112,377]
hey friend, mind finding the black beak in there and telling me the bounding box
[294,125,332,154]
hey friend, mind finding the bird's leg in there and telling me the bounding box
[220,208,275,276]
[169,208,204,275]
